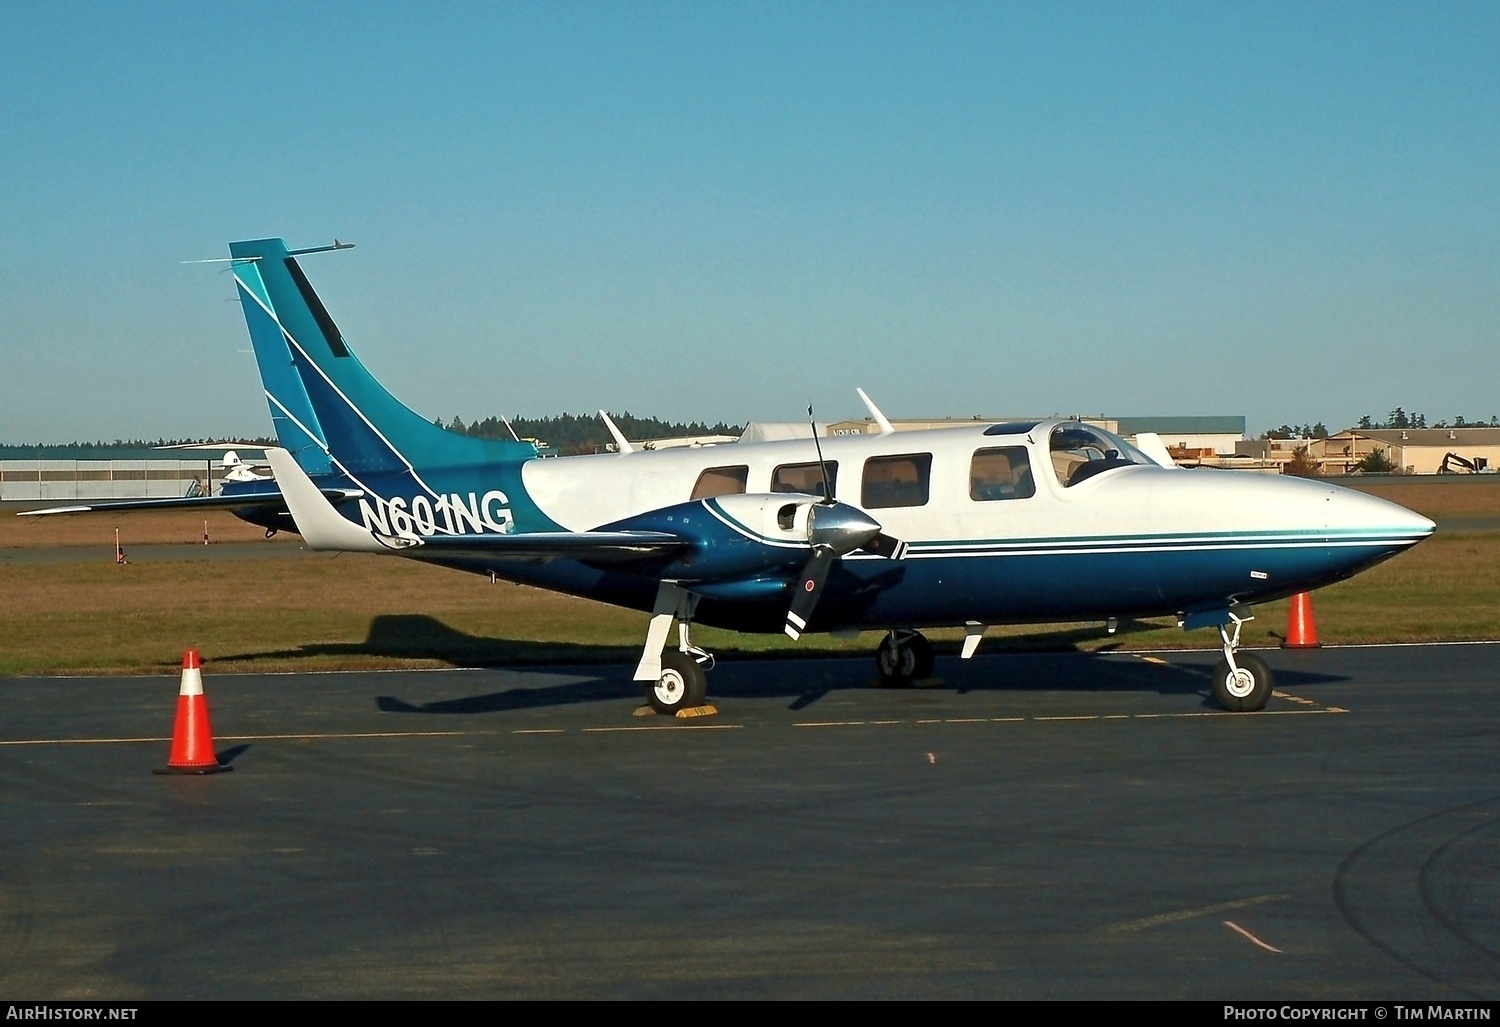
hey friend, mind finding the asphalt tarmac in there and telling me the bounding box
[0,643,1496,1000]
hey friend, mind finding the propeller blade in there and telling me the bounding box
[860,532,908,560]
[784,545,835,640]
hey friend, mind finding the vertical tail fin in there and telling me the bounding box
[228,237,536,477]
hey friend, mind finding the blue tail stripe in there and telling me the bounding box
[286,337,409,476]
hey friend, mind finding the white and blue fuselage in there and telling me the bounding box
[319,421,1432,636]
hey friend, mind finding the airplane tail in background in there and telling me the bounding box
[228,238,536,479]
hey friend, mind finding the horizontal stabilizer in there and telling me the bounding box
[266,448,388,551]
[15,487,360,518]
[394,531,689,564]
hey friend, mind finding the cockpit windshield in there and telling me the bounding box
[1049,423,1148,487]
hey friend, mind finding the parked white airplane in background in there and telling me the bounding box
[28,238,1436,715]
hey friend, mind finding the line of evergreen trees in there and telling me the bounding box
[14,405,1500,453]
[4,414,741,456]
[1355,408,1500,430]
[444,413,744,456]
[1264,409,1500,439]
[2,437,279,449]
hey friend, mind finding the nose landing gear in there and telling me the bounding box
[875,629,935,687]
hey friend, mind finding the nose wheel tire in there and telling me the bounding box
[1211,652,1273,712]
[876,630,934,687]
[648,650,708,715]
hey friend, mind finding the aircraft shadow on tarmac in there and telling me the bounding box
[284,615,1357,716]
[221,613,643,669]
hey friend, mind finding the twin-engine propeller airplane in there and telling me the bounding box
[26,238,1436,714]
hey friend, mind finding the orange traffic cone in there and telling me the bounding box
[154,650,231,775]
[1283,592,1322,648]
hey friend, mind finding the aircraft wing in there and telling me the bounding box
[16,486,361,517]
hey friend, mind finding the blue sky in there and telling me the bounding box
[2,2,1496,441]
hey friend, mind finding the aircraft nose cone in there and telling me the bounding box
[1327,487,1435,542]
[807,502,882,555]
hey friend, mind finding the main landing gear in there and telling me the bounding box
[635,583,716,716]
[875,629,934,687]
[1210,613,1273,712]
[651,649,709,715]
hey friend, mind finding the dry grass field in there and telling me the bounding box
[0,507,292,548]
[1343,479,1500,518]
[2,476,1497,676]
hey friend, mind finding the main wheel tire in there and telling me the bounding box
[648,650,708,715]
[908,632,935,681]
[1211,652,1273,712]
[875,631,934,686]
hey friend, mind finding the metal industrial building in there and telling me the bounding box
[0,446,267,502]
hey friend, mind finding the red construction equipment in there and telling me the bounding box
[154,650,231,775]
[1283,592,1321,648]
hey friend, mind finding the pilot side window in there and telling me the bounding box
[772,461,838,499]
[690,465,749,500]
[1050,423,1142,487]
[970,447,1035,501]
[862,453,932,509]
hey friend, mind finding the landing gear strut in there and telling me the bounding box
[635,583,715,715]
[875,629,934,687]
[1211,613,1273,712]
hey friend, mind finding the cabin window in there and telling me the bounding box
[970,447,1036,501]
[772,461,838,499]
[1050,423,1144,487]
[861,453,932,509]
[690,465,749,500]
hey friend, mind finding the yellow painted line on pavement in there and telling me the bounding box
[1107,893,1290,933]
[221,731,470,741]
[0,700,1350,750]
[1255,708,1347,716]
[581,724,744,733]
[0,736,169,746]
[0,729,473,746]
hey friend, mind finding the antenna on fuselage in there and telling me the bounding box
[856,388,895,435]
[808,404,833,503]
[600,411,635,455]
